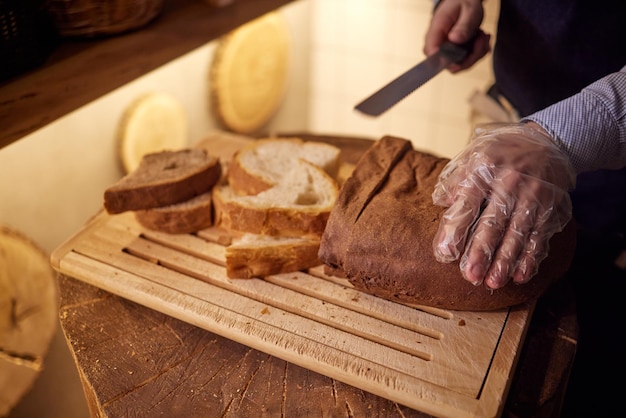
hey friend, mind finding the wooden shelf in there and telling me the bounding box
[0,0,296,150]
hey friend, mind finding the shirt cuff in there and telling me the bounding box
[523,69,626,174]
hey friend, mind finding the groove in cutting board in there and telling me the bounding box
[111,217,510,362]
[140,228,444,339]
[126,238,435,360]
[68,233,475,392]
[51,211,532,418]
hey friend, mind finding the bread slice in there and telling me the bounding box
[194,130,255,167]
[134,191,213,234]
[104,148,221,214]
[213,159,338,238]
[228,137,341,195]
[226,234,321,278]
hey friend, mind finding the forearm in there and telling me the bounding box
[524,66,626,174]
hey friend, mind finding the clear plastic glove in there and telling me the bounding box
[432,123,576,289]
[424,0,491,73]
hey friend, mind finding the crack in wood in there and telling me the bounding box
[60,293,113,311]
[0,347,42,370]
[184,340,251,407]
[100,338,217,409]
[344,400,355,418]
[9,298,17,328]
[394,402,408,418]
[6,298,40,331]
[281,362,288,418]
[236,353,271,410]
[219,397,236,418]
[331,378,338,406]
[163,322,185,346]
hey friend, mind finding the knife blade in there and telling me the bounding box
[355,40,473,117]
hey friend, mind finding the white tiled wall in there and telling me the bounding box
[309,0,500,158]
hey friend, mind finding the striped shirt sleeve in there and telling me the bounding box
[523,66,626,174]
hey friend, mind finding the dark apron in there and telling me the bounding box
[491,2,626,415]
[493,0,626,248]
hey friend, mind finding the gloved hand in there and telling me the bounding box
[432,122,576,289]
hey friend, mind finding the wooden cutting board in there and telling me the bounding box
[51,207,532,418]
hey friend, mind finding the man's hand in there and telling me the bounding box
[432,123,576,289]
[424,0,491,72]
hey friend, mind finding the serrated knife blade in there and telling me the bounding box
[355,40,472,117]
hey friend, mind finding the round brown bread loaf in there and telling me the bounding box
[318,136,577,311]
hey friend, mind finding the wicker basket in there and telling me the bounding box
[1,0,57,82]
[45,0,164,37]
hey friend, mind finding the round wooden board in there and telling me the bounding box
[210,12,290,134]
[117,92,189,174]
[0,225,58,416]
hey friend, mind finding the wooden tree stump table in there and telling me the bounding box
[56,275,578,418]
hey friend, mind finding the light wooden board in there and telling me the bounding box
[210,12,290,134]
[50,211,533,418]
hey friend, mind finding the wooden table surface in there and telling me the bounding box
[56,135,579,417]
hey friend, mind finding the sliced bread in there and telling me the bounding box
[194,130,255,168]
[134,191,213,234]
[226,234,321,278]
[213,159,338,237]
[228,137,341,195]
[104,148,221,214]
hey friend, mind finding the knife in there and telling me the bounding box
[354,40,473,117]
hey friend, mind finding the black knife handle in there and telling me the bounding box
[432,0,477,64]
[439,39,474,64]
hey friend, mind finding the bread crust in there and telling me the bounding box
[134,192,213,234]
[226,236,321,278]
[212,185,332,238]
[214,138,341,278]
[104,149,221,214]
[319,136,577,311]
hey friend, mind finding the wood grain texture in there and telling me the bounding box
[0,225,57,416]
[58,275,428,418]
[57,272,578,418]
[0,0,296,149]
